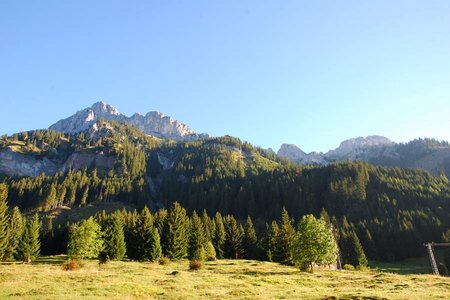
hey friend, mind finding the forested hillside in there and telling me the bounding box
[1,121,450,261]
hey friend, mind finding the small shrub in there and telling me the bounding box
[356,265,368,271]
[62,259,82,271]
[189,260,203,271]
[159,257,171,265]
[343,264,355,271]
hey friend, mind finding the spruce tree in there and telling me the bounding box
[134,206,154,260]
[124,209,139,259]
[264,221,279,262]
[201,209,213,242]
[162,202,189,260]
[188,211,206,260]
[276,208,296,265]
[243,216,258,260]
[213,212,225,259]
[338,217,368,268]
[100,213,126,261]
[223,215,243,259]
[148,227,162,261]
[5,207,24,260]
[0,184,9,260]
[16,213,42,263]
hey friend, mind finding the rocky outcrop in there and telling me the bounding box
[0,149,59,177]
[277,144,327,165]
[49,101,207,140]
[326,135,394,160]
[0,149,116,177]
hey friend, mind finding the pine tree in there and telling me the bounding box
[263,221,280,262]
[41,216,56,255]
[134,206,158,261]
[16,213,42,263]
[0,184,9,260]
[213,212,225,259]
[124,209,139,259]
[162,202,189,260]
[338,217,368,268]
[243,216,258,260]
[148,227,162,261]
[100,213,126,261]
[223,215,243,259]
[188,211,206,260]
[276,208,296,265]
[4,207,24,260]
[201,209,213,242]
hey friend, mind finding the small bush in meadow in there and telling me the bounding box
[343,264,355,271]
[62,258,82,271]
[159,257,171,265]
[189,260,203,271]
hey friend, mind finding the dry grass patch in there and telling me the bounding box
[0,256,449,299]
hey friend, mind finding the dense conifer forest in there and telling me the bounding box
[1,121,450,266]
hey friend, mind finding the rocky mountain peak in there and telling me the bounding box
[49,101,205,140]
[326,135,393,159]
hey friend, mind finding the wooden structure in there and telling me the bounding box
[423,242,450,275]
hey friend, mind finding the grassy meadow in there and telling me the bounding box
[1,256,449,299]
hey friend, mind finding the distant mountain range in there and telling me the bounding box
[277,135,450,176]
[49,101,208,140]
[1,101,450,177]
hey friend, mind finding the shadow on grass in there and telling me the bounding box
[33,255,69,265]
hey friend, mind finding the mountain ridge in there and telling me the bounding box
[49,101,208,140]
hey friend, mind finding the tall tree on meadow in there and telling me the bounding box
[243,216,258,260]
[223,215,243,259]
[16,213,42,263]
[275,208,296,265]
[188,211,206,260]
[213,212,226,259]
[293,214,337,272]
[0,184,9,260]
[100,213,126,261]
[162,202,189,260]
[4,207,24,260]
[67,217,103,259]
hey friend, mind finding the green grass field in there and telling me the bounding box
[1,256,449,299]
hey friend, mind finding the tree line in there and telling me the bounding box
[0,185,369,271]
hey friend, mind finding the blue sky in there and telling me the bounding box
[1,1,450,153]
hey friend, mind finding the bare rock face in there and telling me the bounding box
[277,144,327,165]
[0,149,59,177]
[49,101,206,140]
[326,135,394,160]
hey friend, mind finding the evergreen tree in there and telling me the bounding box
[16,213,42,263]
[162,202,189,260]
[100,213,126,261]
[0,184,9,259]
[67,217,103,259]
[134,207,158,261]
[124,209,139,259]
[293,214,337,272]
[223,215,243,259]
[148,227,162,261]
[4,207,24,260]
[338,217,368,268]
[201,209,213,242]
[275,208,296,265]
[188,211,206,260]
[213,212,225,259]
[41,216,56,255]
[262,221,279,262]
[243,216,258,260]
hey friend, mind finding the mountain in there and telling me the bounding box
[278,136,450,176]
[49,101,207,140]
[277,144,327,165]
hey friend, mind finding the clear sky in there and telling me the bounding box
[1,1,450,153]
